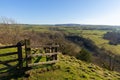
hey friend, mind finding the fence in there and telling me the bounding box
[0,39,59,73]
[25,39,59,67]
[0,41,25,77]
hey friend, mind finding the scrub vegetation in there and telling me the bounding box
[0,19,120,79]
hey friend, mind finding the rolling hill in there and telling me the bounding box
[18,54,120,80]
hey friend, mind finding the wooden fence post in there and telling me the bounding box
[17,42,23,69]
[46,47,50,61]
[54,47,58,60]
[25,39,31,67]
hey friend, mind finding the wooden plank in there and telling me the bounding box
[30,45,59,48]
[53,54,57,60]
[0,52,18,57]
[28,60,58,67]
[0,59,18,64]
[53,46,58,60]
[28,52,59,58]
[0,45,17,49]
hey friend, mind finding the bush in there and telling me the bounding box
[76,48,92,62]
[59,41,80,57]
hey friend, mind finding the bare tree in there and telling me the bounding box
[0,16,22,44]
[98,47,120,71]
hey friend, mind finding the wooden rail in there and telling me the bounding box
[0,59,18,64]
[0,52,18,57]
[30,45,59,48]
[0,45,17,49]
[28,60,58,67]
[28,52,59,58]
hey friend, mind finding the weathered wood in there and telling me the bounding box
[28,60,58,67]
[0,45,17,49]
[25,39,31,67]
[18,40,25,46]
[17,42,23,69]
[0,59,18,64]
[30,45,59,48]
[53,54,57,60]
[55,47,58,52]
[0,52,18,57]
[54,47,58,60]
[28,52,59,58]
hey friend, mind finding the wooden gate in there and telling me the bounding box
[0,41,24,77]
[0,39,59,77]
[24,39,59,67]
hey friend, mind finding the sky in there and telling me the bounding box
[0,0,120,25]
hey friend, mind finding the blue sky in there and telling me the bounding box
[0,0,120,25]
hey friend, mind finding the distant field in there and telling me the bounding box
[27,26,120,55]
[23,26,50,32]
[81,30,120,55]
[58,27,120,55]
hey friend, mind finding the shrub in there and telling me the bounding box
[76,48,92,63]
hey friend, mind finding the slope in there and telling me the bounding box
[21,54,120,80]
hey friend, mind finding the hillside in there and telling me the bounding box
[0,24,120,80]
[18,54,120,80]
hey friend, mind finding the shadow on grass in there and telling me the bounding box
[0,64,54,80]
[0,66,31,80]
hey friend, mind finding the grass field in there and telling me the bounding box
[26,26,120,55]
[81,30,120,55]
[60,27,120,55]
[22,54,120,80]
[0,51,120,80]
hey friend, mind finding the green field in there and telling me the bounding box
[0,25,120,80]
[59,27,120,55]
[81,30,120,55]
[20,54,120,80]
[22,26,120,55]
